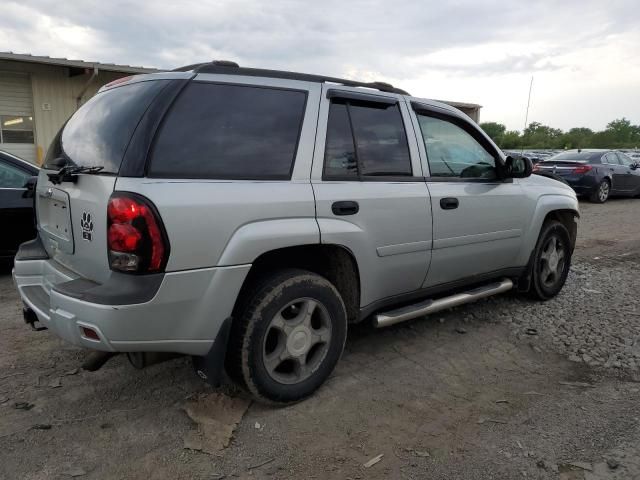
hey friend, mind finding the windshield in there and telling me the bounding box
[43,80,169,174]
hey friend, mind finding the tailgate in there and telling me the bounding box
[37,171,116,284]
[35,78,172,284]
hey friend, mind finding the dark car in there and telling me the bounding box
[534,149,640,203]
[0,150,38,259]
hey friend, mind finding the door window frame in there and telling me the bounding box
[408,101,508,183]
[311,85,424,182]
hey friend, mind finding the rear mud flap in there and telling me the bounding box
[192,317,232,387]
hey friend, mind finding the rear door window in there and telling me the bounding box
[603,153,618,164]
[616,152,633,166]
[323,99,412,179]
[148,83,307,180]
[44,80,170,174]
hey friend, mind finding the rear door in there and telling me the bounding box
[311,87,432,307]
[409,103,527,287]
[604,152,627,193]
[615,152,639,193]
[38,79,171,283]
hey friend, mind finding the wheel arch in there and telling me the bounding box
[232,244,361,324]
[518,194,579,266]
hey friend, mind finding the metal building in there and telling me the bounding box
[0,52,159,164]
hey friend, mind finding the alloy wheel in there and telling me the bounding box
[262,298,332,385]
[599,181,610,202]
[538,234,566,289]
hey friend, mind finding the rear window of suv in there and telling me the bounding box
[44,80,170,174]
[148,82,307,180]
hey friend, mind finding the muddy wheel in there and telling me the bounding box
[526,220,572,300]
[226,269,347,404]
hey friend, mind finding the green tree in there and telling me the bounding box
[478,118,640,150]
[479,122,506,145]
[501,130,522,149]
[603,118,640,147]
[560,127,594,149]
[522,122,563,148]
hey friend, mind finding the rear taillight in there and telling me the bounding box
[107,193,169,273]
[572,165,593,174]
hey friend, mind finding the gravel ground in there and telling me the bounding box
[489,259,640,372]
[1,198,639,480]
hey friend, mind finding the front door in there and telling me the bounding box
[615,152,640,193]
[311,86,432,308]
[409,103,528,288]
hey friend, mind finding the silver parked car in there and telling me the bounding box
[13,62,579,403]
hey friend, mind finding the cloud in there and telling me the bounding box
[0,0,638,130]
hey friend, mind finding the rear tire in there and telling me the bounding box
[525,220,572,301]
[589,179,610,203]
[226,269,347,404]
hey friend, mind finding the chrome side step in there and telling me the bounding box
[374,278,514,328]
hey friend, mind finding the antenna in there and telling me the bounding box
[521,76,534,156]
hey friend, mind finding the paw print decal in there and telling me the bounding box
[81,211,94,241]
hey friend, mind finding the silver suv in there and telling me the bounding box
[13,62,579,404]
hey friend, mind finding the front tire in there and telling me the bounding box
[589,179,610,203]
[227,269,347,404]
[525,220,572,300]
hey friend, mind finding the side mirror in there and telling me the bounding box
[22,176,37,199]
[504,155,533,179]
[631,162,639,170]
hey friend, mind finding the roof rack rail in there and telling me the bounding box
[171,60,410,95]
[172,60,239,72]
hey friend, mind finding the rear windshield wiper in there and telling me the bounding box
[47,165,105,185]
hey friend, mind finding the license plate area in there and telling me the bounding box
[37,187,74,254]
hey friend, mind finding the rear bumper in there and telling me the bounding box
[13,238,250,356]
[562,175,599,195]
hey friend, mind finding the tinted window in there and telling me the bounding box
[349,102,411,176]
[417,115,496,179]
[149,83,307,179]
[0,160,30,188]
[324,102,357,178]
[603,153,618,164]
[44,80,169,174]
[323,99,412,178]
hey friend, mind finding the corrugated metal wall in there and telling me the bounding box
[0,60,124,165]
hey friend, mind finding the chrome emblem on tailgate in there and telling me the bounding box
[80,212,94,241]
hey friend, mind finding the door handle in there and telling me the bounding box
[440,197,459,210]
[332,201,359,216]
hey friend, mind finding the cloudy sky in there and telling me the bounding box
[1,0,638,131]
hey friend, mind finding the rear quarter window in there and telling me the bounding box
[148,82,307,180]
[44,80,170,174]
